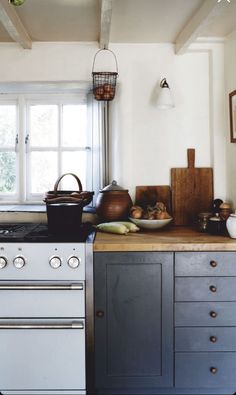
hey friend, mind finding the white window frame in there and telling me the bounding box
[0,85,109,206]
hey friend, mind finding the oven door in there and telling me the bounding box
[0,319,85,394]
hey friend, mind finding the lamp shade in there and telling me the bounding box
[156,78,174,109]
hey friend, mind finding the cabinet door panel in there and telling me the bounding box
[175,252,236,277]
[175,302,236,326]
[175,277,236,301]
[94,252,173,390]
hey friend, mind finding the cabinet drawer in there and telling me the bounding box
[175,352,236,388]
[175,327,236,351]
[175,252,236,276]
[175,302,236,326]
[175,277,236,301]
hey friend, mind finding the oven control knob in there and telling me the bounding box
[67,256,81,269]
[49,256,62,269]
[13,256,26,269]
[0,256,7,269]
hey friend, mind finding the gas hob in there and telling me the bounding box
[0,222,95,242]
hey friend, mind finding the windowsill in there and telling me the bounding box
[0,204,96,214]
[0,204,97,224]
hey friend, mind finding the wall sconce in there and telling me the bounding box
[156,78,174,109]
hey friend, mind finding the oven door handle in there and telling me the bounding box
[0,321,84,329]
[0,283,83,290]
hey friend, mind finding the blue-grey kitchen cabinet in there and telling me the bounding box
[94,251,236,395]
[94,252,173,394]
[175,251,236,394]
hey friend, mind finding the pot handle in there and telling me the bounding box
[53,173,83,195]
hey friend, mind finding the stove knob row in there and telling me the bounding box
[49,256,81,269]
[0,255,26,269]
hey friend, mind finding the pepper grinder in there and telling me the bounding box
[212,198,223,215]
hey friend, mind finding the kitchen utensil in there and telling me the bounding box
[129,217,172,230]
[135,185,171,214]
[171,148,213,226]
[96,180,133,222]
[44,173,94,235]
[208,214,226,235]
[212,198,223,214]
[219,202,231,220]
[196,212,212,233]
[45,173,94,206]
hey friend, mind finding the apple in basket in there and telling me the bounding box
[103,84,115,99]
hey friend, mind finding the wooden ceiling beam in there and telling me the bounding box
[175,0,222,55]
[0,0,31,49]
[100,0,113,49]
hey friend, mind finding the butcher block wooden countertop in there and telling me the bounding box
[93,226,236,252]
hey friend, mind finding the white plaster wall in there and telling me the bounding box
[225,31,236,210]
[0,41,226,203]
[110,42,226,200]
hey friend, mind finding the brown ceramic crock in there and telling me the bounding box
[96,180,133,222]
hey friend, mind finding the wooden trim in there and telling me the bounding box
[0,0,32,49]
[229,90,236,143]
[175,0,219,55]
[100,0,113,49]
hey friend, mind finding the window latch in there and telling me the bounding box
[25,134,29,152]
[15,134,19,153]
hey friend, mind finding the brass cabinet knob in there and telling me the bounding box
[210,367,217,374]
[210,336,217,343]
[210,285,217,293]
[210,260,218,268]
[96,310,105,318]
[210,311,217,318]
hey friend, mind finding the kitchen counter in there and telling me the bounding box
[94,226,236,251]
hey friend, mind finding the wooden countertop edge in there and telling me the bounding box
[93,227,236,252]
[93,243,236,252]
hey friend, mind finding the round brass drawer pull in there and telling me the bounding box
[210,367,217,374]
[210,285,217,293]
[210,336,217,343]
[210,260,218,268]
[210,311,217,318]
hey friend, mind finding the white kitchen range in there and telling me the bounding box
[0,223,95,395]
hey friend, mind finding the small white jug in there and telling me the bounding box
[226,211,236,238]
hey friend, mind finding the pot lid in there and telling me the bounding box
[100,180,128,192]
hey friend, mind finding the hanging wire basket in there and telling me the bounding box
[92,48,118,101]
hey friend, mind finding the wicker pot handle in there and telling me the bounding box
[53,173,83,195]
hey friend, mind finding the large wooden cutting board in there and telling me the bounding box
[135,185,172,214]
[171,149,213,225]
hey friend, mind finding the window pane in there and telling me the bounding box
[0,105,16,146]
[62,105,87,147]
[30,152,58,194]
[30,105,58,147]
[0,152,16,193]
[61,152,87,191]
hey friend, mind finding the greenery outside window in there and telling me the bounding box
[0,89,107,205]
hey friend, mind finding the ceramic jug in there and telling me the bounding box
[226,212,236,238]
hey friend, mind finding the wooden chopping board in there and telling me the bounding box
[135,185,172,214]
[171,148,213,225]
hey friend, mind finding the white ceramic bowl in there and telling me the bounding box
[129,217,172,230]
